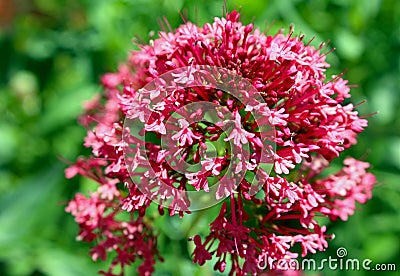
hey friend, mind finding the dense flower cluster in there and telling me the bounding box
[65,11,376,275]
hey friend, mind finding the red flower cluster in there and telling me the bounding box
[65,11,376,275]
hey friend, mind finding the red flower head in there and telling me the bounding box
[66,11,376,275]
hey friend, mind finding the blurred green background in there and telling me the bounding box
[0,0,399,275]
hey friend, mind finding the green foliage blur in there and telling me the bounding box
[0,0,399,275]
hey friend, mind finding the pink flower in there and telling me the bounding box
[145,115,166,134]
[216,176,237,199]
[191,235,212,265]
[201,156,223,175]
[171,118,201,146]
[224,111,255,146]
[65,10,376,276]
